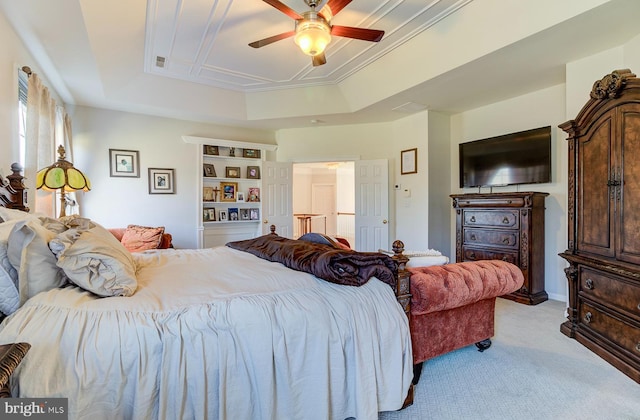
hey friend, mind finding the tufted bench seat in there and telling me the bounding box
[408,260,524,382]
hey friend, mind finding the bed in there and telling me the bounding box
[0,164,414,419]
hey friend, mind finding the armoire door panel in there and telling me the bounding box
[577,115,615,257]
[617,106,640,263]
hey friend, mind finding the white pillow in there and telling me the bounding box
[0,207,41,223]
[7,219,67,304]
[49,224,138,297]
[0,241,19,316]
[406,255,450,268]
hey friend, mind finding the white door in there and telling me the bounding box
[355,159,389,252]
[262,161,294,238]
[311,183,336,235]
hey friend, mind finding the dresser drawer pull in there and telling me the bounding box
[583,312,592,324]
[637,303,640,311]
[469,252,476,260]
[502,256,509,262]
[502,237,510,244]
[470,216,476,223]
[636,343,640,352]
[470,234,476,241]
[585,279,594,290]
[502,217,510,224]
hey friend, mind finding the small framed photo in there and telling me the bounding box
[203,208,216,222]
[401,148,418,175]
[220,182,237,202]
[148,168,175,194]
[203,186,214,202]
[109,149,140,177]
[219,210,228,221]
[237,192,245,202]
[240,208,250,220]
[249,208,260,220]
[203,163,217,177]
[226,167,241,178]
[203,145,219,155]
[247,187,260,202]
[229,208,239,221]
[247,166,261,179]
[243,149,261,159]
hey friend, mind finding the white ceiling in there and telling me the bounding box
[2,0,640,130]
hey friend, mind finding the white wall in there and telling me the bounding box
[427,112,452,257]
[392,112,430,251]
[70,105,275,249]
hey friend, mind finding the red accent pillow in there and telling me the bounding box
[121,225,165,253]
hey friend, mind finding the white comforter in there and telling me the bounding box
[0,247,412,420]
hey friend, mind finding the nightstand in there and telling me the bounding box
[0,343,30,398]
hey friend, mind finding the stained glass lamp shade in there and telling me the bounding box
[36,145,91,217]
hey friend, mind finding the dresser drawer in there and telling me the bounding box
[579,301,640,359]
[461,247,519,265]
[463,228,519,249]
[463,210,519,229]
[454,196,526,207]
[579,267,640,320]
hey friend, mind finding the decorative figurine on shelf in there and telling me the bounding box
[212,186,220,202]
[229,147,235,157]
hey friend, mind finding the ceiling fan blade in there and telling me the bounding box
[312,53,327,66]
[325,0,352,16]
[331,25,384,42]
[262,0,303,20]
[249,31,296,48]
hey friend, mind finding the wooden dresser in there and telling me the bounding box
[451,191,548,305]
[559,69,640,383]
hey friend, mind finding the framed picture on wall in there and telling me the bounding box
[148,168,175,194]
[109,149,140,177]
[401,148,417,175]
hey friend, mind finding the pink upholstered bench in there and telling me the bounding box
[408,260,524,383]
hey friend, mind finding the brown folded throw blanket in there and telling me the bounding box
[226,235,398,288]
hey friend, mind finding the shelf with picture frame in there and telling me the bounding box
[183,136,276,248]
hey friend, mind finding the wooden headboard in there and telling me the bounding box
[0,163,28,212]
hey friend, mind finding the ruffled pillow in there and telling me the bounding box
[49,223,137,297]
[121,225,165,252]
[7,219,67,304]
[39,215,95,234]
[0,241,19,316]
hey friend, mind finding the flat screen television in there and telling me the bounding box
[459,126,551,188]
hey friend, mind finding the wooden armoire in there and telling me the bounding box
[559,69,640,383]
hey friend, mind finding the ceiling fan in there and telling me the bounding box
[249,0,385,66]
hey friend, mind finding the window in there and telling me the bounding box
[18,69,28,167]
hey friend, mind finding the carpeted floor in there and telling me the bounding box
[379,298,640,420]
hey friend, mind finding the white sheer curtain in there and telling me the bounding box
[25,73,56,216]
[24,72,78,217]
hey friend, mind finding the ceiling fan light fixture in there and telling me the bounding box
[294,13,331,56]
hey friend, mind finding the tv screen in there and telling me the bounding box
[459,126,551,188]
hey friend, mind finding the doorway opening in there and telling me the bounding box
[292,161,355,247]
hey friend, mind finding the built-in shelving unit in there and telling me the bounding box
[182,136,277,248]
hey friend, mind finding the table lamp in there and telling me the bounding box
[36,145,91,217]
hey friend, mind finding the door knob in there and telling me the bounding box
[383,220,388,224]
[263,219,268,224]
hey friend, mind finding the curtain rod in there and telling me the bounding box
[21,66,32,76]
